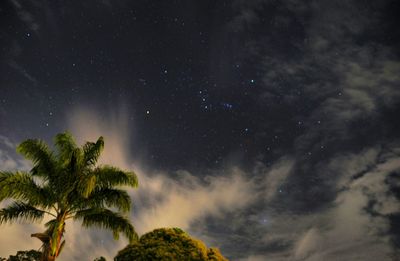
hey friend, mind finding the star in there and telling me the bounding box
[222,102,233,109]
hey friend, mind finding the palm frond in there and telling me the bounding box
[76,173,97,198]
[31,232,50,243]
[72,188,131,212]
[0,201,45,224]
[44,218,58,230]
[74,208,138,243]
[0,171,54,208]
[17,139,56,178]
[2,133,139,251]
[83,137,104,167]
[54,132,77,166]
[94,166,138,188]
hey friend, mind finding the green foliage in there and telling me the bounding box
[0,132,138,260]
[75,208,138,243]
[93,257,107,261]
[0,201,45,224]
[114,228,228,261]
[207,248,227,261]
[1,250,41,261]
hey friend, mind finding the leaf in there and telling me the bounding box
[0,201,45,224]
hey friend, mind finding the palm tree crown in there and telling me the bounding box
[0,132,138,261]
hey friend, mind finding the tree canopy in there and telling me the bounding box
[115,228,228,261]
[0,250,41,261]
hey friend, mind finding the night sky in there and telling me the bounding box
[1,0,400,260]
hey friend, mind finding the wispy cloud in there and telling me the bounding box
[291,149,400,260]
[9,0,40,32]
[64,106,264,260]
[224,0,400,259]
[0,135,31,171]
[8,61,38,85]
[0,135,37,257]
[1,1,399,259]
[1,105,399,260]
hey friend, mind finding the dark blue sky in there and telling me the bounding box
[1,0,400,260]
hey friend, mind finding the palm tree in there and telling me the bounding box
[0,132,138,261]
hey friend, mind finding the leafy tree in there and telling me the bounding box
[0,250,41,261]
[114,228,228,261]
[8,250,41,261]
[0,133,138,261]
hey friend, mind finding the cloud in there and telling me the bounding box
[224,1,400,259]
[132,169,256,234]
[64,106,400,260]
[60,106,297,260]
[257,147,400,261]
[0,135,38,257]
[1,1,399,259]
[293,228,320,259]
[9,0,40,32]
[256,158,294,202]
[291,155,397,260]
[0,135,31,171]
[230,0,400,130]
[0,222,43,259]
[0,135,15,149]
[52,105,260,260]
[8,61,38,85]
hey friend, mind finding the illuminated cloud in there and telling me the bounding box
[61,106,260,260]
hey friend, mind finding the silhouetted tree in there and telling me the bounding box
[0,250,41,261]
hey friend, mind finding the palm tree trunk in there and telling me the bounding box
[48,221,65,261]
[33,220,65,261]
[41,255,55,261]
